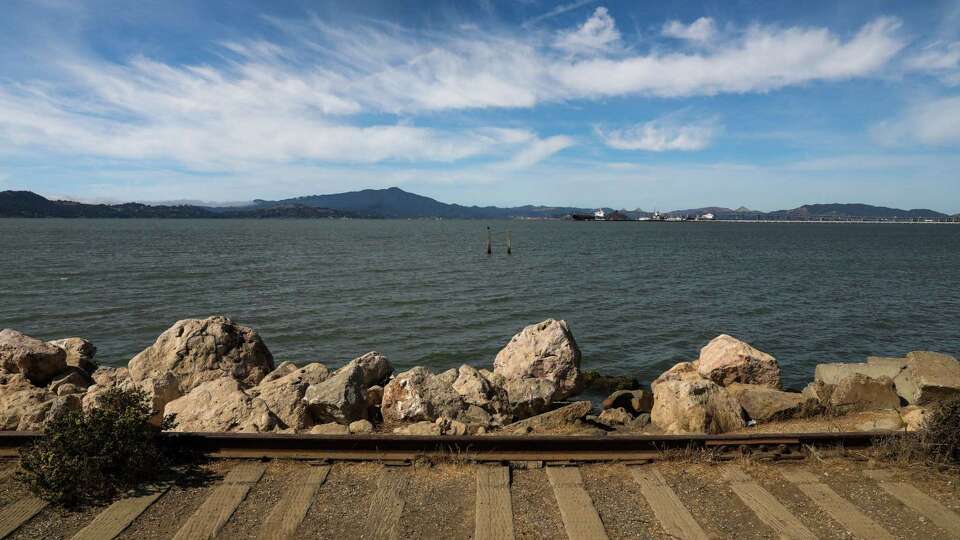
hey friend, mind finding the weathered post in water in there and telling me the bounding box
[486,227,492,255]
[507,230,512,255]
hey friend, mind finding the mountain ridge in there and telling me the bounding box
[0,188,953,220]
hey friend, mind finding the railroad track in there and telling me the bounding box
[0,430,890,462]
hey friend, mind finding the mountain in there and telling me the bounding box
[259,187,591,219]
[0,191,354,218]
[766,203,947,220]
[2,189,955,220]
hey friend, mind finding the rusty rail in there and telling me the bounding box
[0,430,894,462]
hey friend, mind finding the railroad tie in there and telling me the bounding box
[0,496,48,539]
[723,466,816,540]
[780,470,894,540]
[629,466,708,540]
[545,466,608,540]
[475,465,515,540]
[257,465,330,540]
[864,469,960,537]
[364,467,408,540]
[172,462,267,540]
[71,484,169,540]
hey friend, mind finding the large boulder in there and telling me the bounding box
[651,361,701,390]
[252,362,330,430]
[893,352,960,405]
[652,378,746,434]
[164,378,278,432]
[304,353,391,424]
[48,337,97,374]
[727,383,817,422]
[0,329,67,386]
[493,319,583,400]
[815,361,904,386]
[452,366,510,416]
[503,377,556,418]
[828,374,900,413]
[381,367,464,423]
[0,373,80,430]
[128,316,274,394]
[697,335,780,388]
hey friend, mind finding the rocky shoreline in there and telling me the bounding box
[2,316,958,436]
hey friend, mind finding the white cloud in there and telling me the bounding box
[662,17,716,43]
[0,12,908,171]
[504,135,575,168]
[554,7,620,55]
[904,41,960,85]
[597,117,718,151]
[555,17,904,98]
[872,96,960,146]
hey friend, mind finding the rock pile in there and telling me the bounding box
[3,318,958,436]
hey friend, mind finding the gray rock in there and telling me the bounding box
[493,319,583,400]
[0,329,67,386]
[504,377,556,418]
[651,361,701,391]
[128,316,274,394]
[452,365,509,415]
[727,383,818,422]
[48,337,97,374]
[48,367,92,394]
[597,407,632,426]
[893,352,960,405]
[259,361,300,385]
[502,401,592,434]
[305,363,369,424]
[829,374,900,412]
[381,366,464,422]
[698,334,780,388]
[254,362,330,430]
[651,378,745,434]
[164,378,278,432]
[349,419,374,434]
[309,422,349,435]
[854,410,905,432]
[0,373,60,430]
[394,421,442,436]
[815,362,904,386]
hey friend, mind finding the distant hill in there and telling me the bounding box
[259,187,591,219]
[766,203,947,220]
[0,191,354,218]
[2,188,955,220]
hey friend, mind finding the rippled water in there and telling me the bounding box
[2,219,958,388]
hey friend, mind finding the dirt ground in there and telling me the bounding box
[2,456,960,539]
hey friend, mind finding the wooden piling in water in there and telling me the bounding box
[507,230,512,255]
[486,227,492,255]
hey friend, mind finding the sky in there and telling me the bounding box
[1,0,959,212]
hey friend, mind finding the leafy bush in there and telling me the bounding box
[18,387,174,507]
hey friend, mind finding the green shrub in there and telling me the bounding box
[18,387,174,507]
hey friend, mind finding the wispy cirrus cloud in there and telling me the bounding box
[597,116,719,151]
[0,8,907,173]
[553,7,620,55]
[662,17,717,43]
[872,95,960,147]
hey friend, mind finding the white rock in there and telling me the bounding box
[493,319,583,400]
[697,335,780,388]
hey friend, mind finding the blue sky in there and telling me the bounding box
[1,0,959,211]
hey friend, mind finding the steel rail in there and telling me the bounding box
[0,430,894,461]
